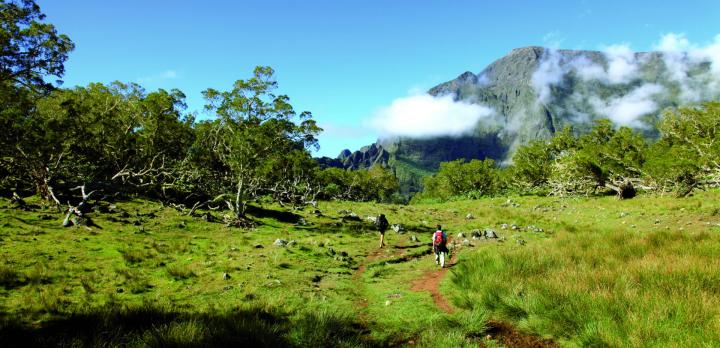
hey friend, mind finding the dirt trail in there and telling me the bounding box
[409,259,456,314]
[408,251,560,348]
[479,321,560,348]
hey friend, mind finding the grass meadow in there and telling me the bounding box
[1,191,719,347]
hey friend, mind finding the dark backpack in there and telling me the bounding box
[375,214,389,231]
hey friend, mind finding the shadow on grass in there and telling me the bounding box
[246,205,302,224]
[0,303,387,348]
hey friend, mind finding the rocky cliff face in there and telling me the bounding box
[320,46,717,192]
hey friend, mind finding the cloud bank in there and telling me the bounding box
[530,33,720,128]
[368,94,495,138]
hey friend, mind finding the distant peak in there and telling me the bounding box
[457,71,477,83]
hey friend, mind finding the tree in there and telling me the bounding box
[649,101,720,195]
[202,66,321,219]
[548,120,647,198]
[512,126,576,193]
[421,159,499,201]
[0,0,74,91]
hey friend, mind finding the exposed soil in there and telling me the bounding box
[476,321,560,348]
[409,258,456,313]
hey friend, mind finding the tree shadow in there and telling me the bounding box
[0,303,388,348]
[246,205,302,224]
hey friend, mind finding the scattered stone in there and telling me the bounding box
[223,273,231,280]
[457,232,466,238]
[287,240,297,247]
[385,300,392,306]
[470,229,482,239]
[223,285,233,291]
[340,251,348,257]
[312,209,322,216]
[274,239,288,247]
[462,239,472,246]
[176,222,186,229]
[516,239,527,246]
[327,247,336,255]
[254,244,264,249]
[367,216,377,223]
[392,224,404,233]
[655,219,661,224]
[116,288,124,293]
[484,229,498,239]
[296,218,308,226]
[630,224,637,228]
[465,213,474,220]
[501,223,509,230]
[311,275,322,283]
[387,293,403,298]
[511,224,519,230]
[620,212,629,218]
[410,235,418,242]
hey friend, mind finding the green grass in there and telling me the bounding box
[1,192,719,346]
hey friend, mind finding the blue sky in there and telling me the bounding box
[39,0,720,157]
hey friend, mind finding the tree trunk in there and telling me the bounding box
[235,176,245,218]
[607,180,636,199]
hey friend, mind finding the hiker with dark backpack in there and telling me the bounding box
[432,224,449,268]
[375,214,389,248]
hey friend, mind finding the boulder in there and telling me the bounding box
[223,272,231,280]
[274,239,288,247]
[484,229,498,239]
[465,213,475,220]
[457,232,466,238]
[470,229,482,239]
[410,235,418,242]
[392,224,404,233]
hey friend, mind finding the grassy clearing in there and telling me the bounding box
[0,192,719,346]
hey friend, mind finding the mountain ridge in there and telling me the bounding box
[317,45,718,193]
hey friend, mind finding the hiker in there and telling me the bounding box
[432,224,449,268]
[375,214,389,248]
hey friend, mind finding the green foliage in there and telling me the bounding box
[0,0,74,91]
[420,159,500,201]
[200,66,321,217]
[315,165,399,202]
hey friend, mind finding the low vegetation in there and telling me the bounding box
[2,191,719,347]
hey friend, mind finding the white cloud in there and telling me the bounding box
[367,94,495,138]
[589,84,664,127]
[137,69,179,84]
[652,33,720,102]
[531,49,564,104]
[570,56,606,81]
[654,33,692,52]
[604,44,640,84]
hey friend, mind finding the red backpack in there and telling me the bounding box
[433,231,445,245]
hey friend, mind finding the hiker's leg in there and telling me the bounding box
[434,251,439,265]
[440,252,446,268]
[379,232,385,248]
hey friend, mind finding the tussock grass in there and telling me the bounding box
[1,192,720,346]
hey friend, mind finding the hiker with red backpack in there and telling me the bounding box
[432,224,449,268]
